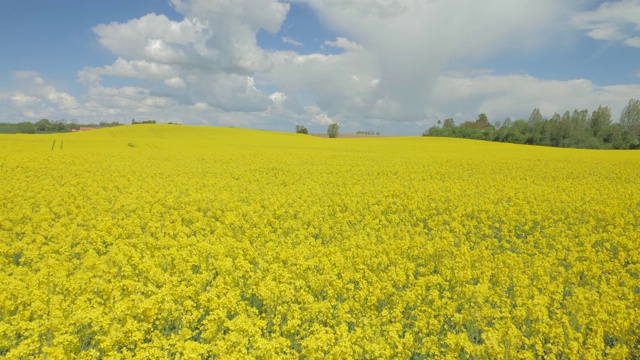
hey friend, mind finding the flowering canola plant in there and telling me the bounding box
[0,125,639,359]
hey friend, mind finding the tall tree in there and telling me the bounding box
[443,118,455,129]
[589,105,612,139]
[620,98,640,146]
[528,109,546,145]
[548,113,562,146]
[35,118,51,131]
[571,109,589,131]
[476,113,489,130]
[327,123,340,138]
[557,111,571,141]
[528,108,543,128]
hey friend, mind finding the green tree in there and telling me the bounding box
[528,108,543,128]
[571,110,590,135]
[548,113,562,146]
[35,118,51,131]
[53,119,67,131]
[528,108,545,145]
[17,122,35,134]
[443,118,455,129]
[557,111,572,141]
[295,125,308,134]
[67,121,79,131]
[620,98,640,147]
[604,124,625,149]
[476,113,489,129]
[505,119,529,144]
[327,123,340,138]
[589,105,612,140]
[493,117,511,142]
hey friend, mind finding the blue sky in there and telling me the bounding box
[1,0,639,135]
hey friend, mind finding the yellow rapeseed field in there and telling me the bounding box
[1,125,639,359]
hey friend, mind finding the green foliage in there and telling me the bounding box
[424,99,640,149]
[0,120,122,134]
[589,106,612,139]
[327,123,340,138]
[132,119,157,125]
[295,125,308,134]
[16,122,35,134]
[356,130,380,135]
[620,99,640,148]
[476,113,489,129]
[528,108,543,128]
[443,118,455,129]
[99,121,122,127]
[35,119,51,131]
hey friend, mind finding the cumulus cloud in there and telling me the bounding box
[10,93,41,107]
[430,72,640,123]
[261,49,378,118]
[0,71,80,120]
[294,0,583,121]
[572,0,640,48]
[93,14,201,63]
[305,106,335,125]
[81,0,590,126]
[84,0,291,113]
[82,58,178,80]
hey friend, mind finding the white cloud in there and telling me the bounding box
[0,76,67,120]
[572,0,640,46]
[10,93,41,107]
[586,26,625,41]
[265,91,305,117]
[164,76,187,89]
[81,0,293,114]
[261,45,379,117]
[624,36,640,47]
[92,14,203,63]
[324,37,362,51]
[305,106,335,125]
[82,58,179,80]
[175,73,270,112]
[430,72,640,123]
[282,36,303,46]
[170,0,289,34]
[293,0,583,121]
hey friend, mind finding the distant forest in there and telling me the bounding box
[0,119,122,134]
[0,118,169,134]
[424,99,640,149]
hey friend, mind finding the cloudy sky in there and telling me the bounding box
[1,0,640,135]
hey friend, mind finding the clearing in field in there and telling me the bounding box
[1,125,638,359]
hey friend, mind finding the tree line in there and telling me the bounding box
[424,99,640,149]
[0,119,123,134]
[1,117,174,134]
